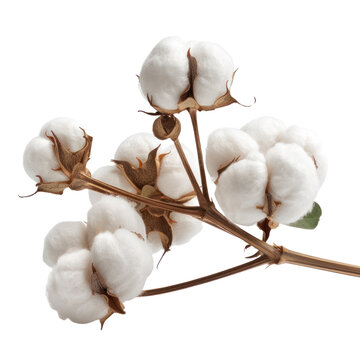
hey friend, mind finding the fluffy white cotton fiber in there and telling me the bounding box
[139,37,190,110]
[190,41,234,106]
[46,249,109,324]
[23,137,68,182]
[114,132,161,167]
[279,125,327,184]
[39,117,86,152]
[206,128,259,180]
[215,153,268,225]
[43,221,88,267]
[87,196,146,246]
[156,144,200,199]
[91,230,154,301]
[23,117,85,182]
[88,165,136,205]
[139,37,234,110]
[266,143,320,224]
[241,116,286,154]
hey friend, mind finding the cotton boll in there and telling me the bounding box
[267,143,320,224]
[190,41,234,106]
[91,230,153,301]
[242,117,286,154]
[145,232,163,253]
[140,37,190,110]
[88,165,137,205]
[215,153,268,225]
[114,133,162,168]
[279,125,327,184]
[206,128,259,180]
[87,196,146,246]
[43,221,88,267]
[157,144,200,199]
[39,117,85,152]
[23,136,68,182]
[46,249,108,324]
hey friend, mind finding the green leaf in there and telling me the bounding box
[288,202,322,230]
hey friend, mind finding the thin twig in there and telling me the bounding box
[77,172,204,218]
[173,138,208,208]
[139,255,269,296]
[188,108,210,203]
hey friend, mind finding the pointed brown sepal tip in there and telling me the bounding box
[113,146,161,190]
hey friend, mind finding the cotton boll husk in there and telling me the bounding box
[279,125,328,184]
[114,133,161,167]
[91,230,154,301]
[43,221,88,267]
[39,117,85,152]
[157,144,200,199]
[88,165,136,205]
[189,41,234,106]
[242,117,286,154]
[46,249,108,324]
[215,152,268,226]
[23,136,68,182]
[140,37,190,110]
[87,196,146,247]
[266,143,320,224]
[146,198,203,252]
[206,128,259,180]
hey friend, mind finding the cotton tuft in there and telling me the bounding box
[139,37,190,110]
[241,116,286,154]
[190,41,234,106]
[43,221,88,267]
[215,153,268,225]
[46,249,108,324]
[87,196,146,246]
[91,230,154,301]
[114,132,162,167]
[266,143,320,224]
[206,128,259,180]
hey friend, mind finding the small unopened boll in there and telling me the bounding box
[279,125,327,185]
[215,152,268,225]
[206,128,259,180]
[241,116,286,154]
[23,117,85,182]
[43,221,88,267]
[139,37,234,110]
[87,196,146,247]
[88,165,136,205]
[266,143,320,224]
[91,230,154,301]
[46,249,109,324]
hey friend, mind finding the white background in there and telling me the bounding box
[1,0,360,359]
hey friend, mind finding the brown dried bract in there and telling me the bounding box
[91,265,125,329]
[113,146,161,191]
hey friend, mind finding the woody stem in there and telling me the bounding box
[188,108,211,203]
[139,255,269,296]
[173,138,208,208]
[77,172,204,218]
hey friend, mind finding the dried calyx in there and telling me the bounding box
[153,115,181,140]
